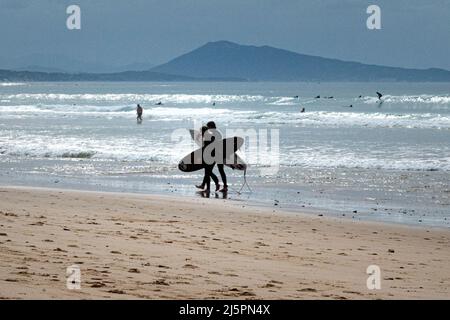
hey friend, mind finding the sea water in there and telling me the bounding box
[0,81,449,227]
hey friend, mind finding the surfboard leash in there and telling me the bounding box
[237,168,252,194]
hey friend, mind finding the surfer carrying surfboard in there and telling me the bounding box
[200,125,218,193]
[195,122,228,193]
[179,123,247,193]
[206,121,228,192]
[195,126,220,192]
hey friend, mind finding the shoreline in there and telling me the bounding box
[1,185,449,299]
[2,180,449,231]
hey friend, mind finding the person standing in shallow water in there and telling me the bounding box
[136,104,143,122]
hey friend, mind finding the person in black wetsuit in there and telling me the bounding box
[206,121,228,192]
[376,92,383,100]
[136,104,143,122]
[195,126,220,192]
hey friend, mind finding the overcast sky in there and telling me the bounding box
[1,0,449,69]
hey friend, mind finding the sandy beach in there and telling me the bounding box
[0,186,449,299]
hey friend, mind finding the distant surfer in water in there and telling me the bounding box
[300,107,305,113]
[155,101,163,106]
[136,104,143,122]
[376,92,384,107]
[376,92,383,100]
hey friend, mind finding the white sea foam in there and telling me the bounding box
[279,149,450,171]
[0,83,26,87]
[243,111,450,129]
[264,111,450,129]
[2,131,449,172]
[0,93,269,104]
[1,104,449,129]
[269,97,298,105]
[1,87,449,173]
[3,92,450,107]
[0,92,329,107]
[0,131,183,163]
[364,94,450,105]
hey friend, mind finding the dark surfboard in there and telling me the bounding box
[178,136,246,172]
[188,129,247,171]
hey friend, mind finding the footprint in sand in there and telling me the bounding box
[30,221,45,226]
[89,282,106,288]
[223,288,256,297]
[108,289,126,294]
[297,288,317,293]
[225,273,239,277]
[128,268,140,273]
[152,279,169,286]
[261,283,278,289]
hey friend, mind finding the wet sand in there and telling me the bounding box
[0,186,449,299]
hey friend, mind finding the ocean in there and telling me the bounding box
[1,81,449,227]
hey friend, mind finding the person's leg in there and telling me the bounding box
[210,171,220,191]
[196,170,208,189]
[218,164,228,191]
[204,165,213,191]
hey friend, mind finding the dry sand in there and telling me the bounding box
[0,186,449,299]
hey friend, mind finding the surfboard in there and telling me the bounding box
[187,129,247,171]
[179,136,247,172]
[189,129,203,147]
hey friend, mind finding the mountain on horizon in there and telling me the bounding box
[2,41,450,82]
[0,53,155,74]
[0,69,243,82]
[151,40,450,82]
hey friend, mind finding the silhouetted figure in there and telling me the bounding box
[315,95,320,99]
[136,104,143,122]
[212,102,216,106]
[376,92,383,100]
[195,126,220,193]
[300,107,306,113]
[207,121,227,193]
[155,101,163,106]
[294,95,299,99]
